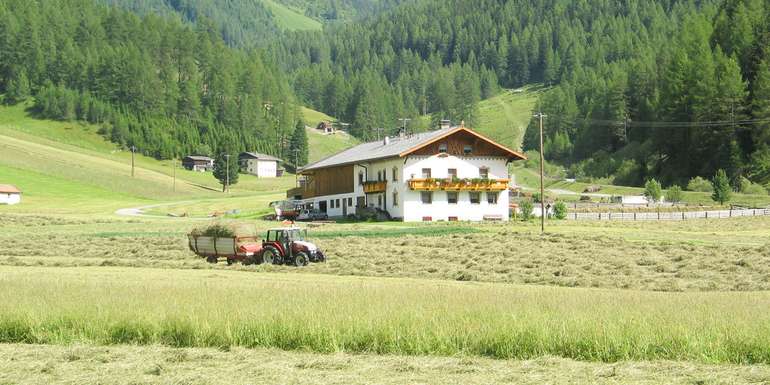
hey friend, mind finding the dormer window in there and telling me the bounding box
[438,143,448,153]
[392,167,398,181]
[463,145,472,155]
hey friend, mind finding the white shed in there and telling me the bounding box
[0,184,21,205]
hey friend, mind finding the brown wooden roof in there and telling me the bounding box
[0,184,21,193]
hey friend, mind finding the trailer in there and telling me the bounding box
[187,235,262,264]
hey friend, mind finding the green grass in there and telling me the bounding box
[476,86,543,150]
[2,266,770,364]
[261,0,322,30]
[301,106,359,163]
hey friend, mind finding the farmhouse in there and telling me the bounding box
[316,121,335,134]
[182,156,214,172]
[239,152,283,178]
[0,184,21,205]
[288,124,526,222]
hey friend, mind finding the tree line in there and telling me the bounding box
[520,0,770,189]
[0,0,301,162]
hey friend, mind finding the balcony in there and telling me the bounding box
[363,180,388,194]
[408,178,509,191]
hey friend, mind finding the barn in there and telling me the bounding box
[0,184,22,205]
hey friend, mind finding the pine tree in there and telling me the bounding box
[6,68,30,104]
[213,152,239,192]
[289,119,309,169]
[711,169,732,205]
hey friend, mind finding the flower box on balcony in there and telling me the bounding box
[408,178,509,191]
[363,180,388,193]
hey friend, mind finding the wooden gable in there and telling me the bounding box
[400,128,526,159]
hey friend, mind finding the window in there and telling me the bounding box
[470,192,480,204]
[447,192,458,204]
[392,167,398,182]
[422,168,432,178]
[421,191,433,204]
[330,200,335,209]
[438,143,448,153]
[336,199,341,208]
[422,216,433,222]
[348,197,353,207]
[487,192,498,204]
[448,216,458,221]
[393,191,399,206]
[463,145,473,155]
[447,168,457,179]
[377,195,382,207]
[479,167,489,179]
[359,172,364,185]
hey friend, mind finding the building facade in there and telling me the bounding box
[182,156,214,172]
[0,184,21,205]
[239,152,282,178]
[288,126,525,222]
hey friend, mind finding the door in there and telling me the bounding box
[319,200,327,213]
[356,196,365,208]
[342,197,348,216]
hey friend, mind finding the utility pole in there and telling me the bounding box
[224,154,230,193]
[398,118,411,135]
[172,157,176,192]
[293,148,300,186]
[130,145,136,177]
[534,111,547,234]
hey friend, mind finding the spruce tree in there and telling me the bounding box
[711,169,732,205]
[213,151,239,192]
[289,119,309,169]
[6,68,30,104]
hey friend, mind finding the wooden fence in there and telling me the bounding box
[566,208,770,221]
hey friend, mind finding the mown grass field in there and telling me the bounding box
[4,344,765,385]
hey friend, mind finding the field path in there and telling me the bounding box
[114,200,208,219]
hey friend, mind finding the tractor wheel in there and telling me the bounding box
[206,256,217,264]
[261,247,279,265]
[293,252,309,267]
[226,258,235,265]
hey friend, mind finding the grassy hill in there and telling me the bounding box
[414,86,541,150]
[262,0,322,30]
[301,106,359,163]
[0,102,294,214]
[476,86,542,150]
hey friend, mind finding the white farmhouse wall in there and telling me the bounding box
[299,154,512,222]
[402,155,510,222]
[0,193,21,205]
[256,160,278,178]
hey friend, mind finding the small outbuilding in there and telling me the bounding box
[0,184,22,205]
[182,156,214,172]
[239,152,283,178]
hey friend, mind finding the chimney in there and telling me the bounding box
[383,136,390,145]
[440,119,451,130]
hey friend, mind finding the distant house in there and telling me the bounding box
[0,184,21,205]
[239,152,283,178]
[182,156,214,172]
[316,121,335,134]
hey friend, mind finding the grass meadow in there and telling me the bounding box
[2,266,770,364]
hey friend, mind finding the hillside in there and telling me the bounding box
[262,0,322,30]
[0,102,294,213]
[301,107,360,163]
[475,87,542,150]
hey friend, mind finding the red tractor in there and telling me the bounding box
[260,227,325,266]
